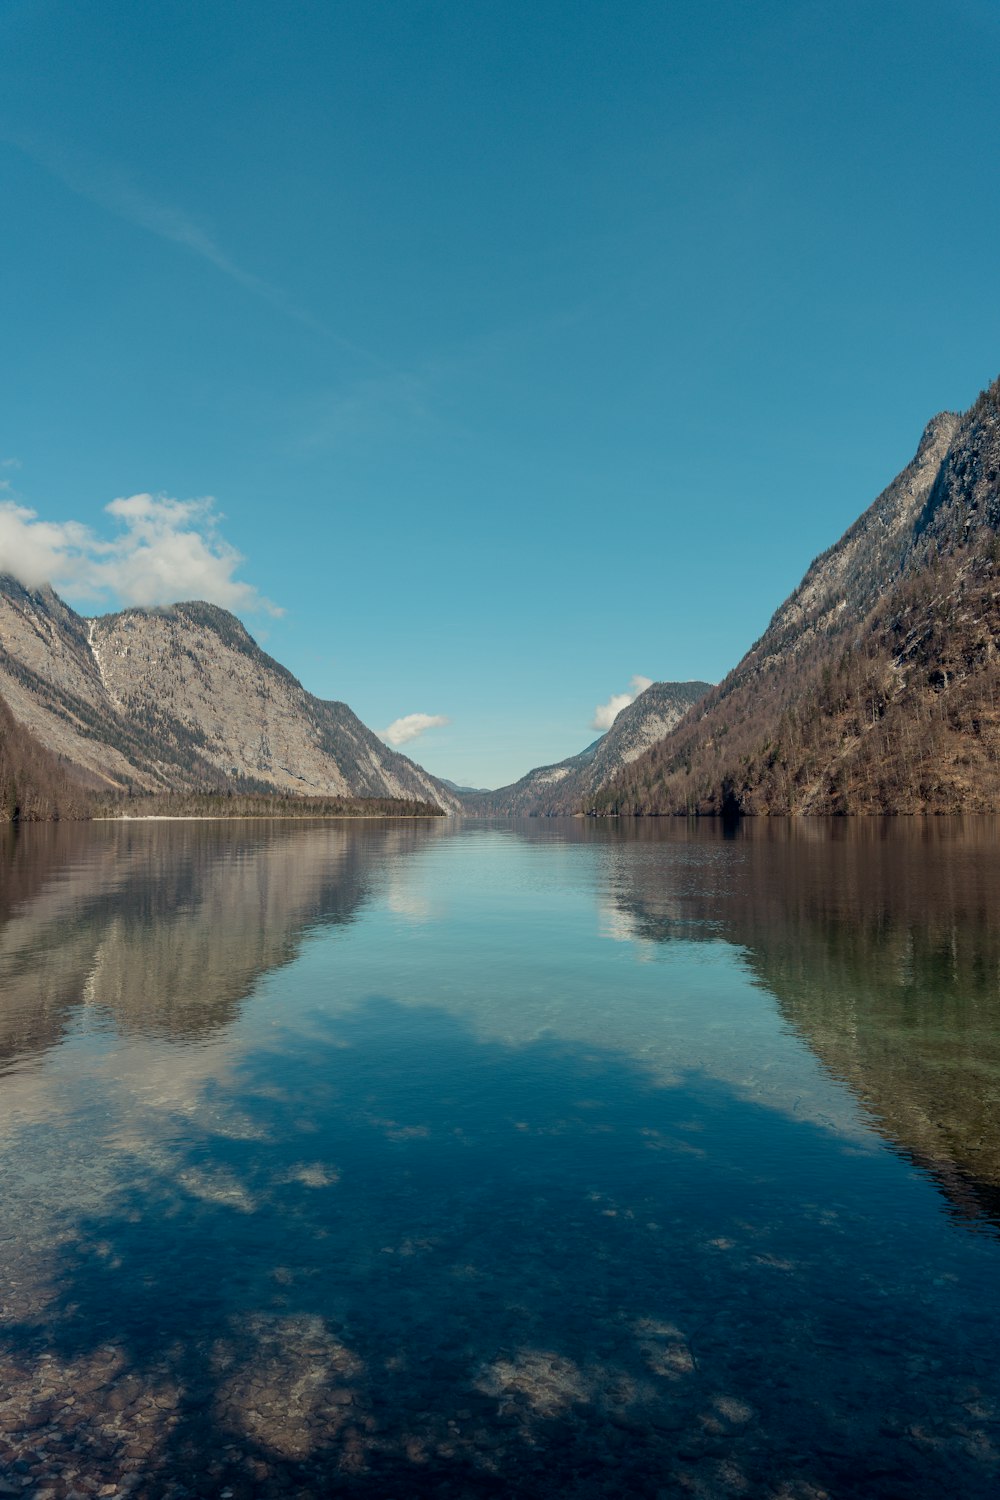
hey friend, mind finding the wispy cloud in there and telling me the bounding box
[304,369,436,448]
[591,675,653,732]
[300,297,597,454]
[3,130,348,340]
[0,492,280,615]
[380,712,450,747]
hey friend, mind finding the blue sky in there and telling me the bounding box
[2,0,999,788]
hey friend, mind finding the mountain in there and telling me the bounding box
[463,680,712,814]
[0,578,460,812]
[0,687,99,821]
[593,376,1000,815]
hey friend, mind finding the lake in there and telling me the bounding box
[0,817,998,1498]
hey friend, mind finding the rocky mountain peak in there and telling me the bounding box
[0,578,459,810]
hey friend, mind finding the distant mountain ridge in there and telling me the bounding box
[462,680,712,814]
[0,578,460,812]
[593,376,1000,814]
[7,375,1000,822]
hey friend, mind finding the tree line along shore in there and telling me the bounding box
[0,697,443,823]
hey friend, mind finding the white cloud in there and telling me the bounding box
[0,493,280,615]
[591,675,654,732]
[380,713,450,747]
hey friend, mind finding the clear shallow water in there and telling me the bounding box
[0,817,999,1498]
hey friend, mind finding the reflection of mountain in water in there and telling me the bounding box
[0,819,444,1070]
[6,815,999,1232]
[585,817,1000,1230]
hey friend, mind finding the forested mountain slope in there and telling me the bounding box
[0,689,98,821]
[593,380,1000,814]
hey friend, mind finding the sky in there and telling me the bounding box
[2,0,999,788]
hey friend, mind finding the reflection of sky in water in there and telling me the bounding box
[1,819,999,1497]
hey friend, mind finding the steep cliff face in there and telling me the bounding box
[0,577,146,789]
[594,377,1000,814]
[464,681,711,814]
[0,582,460,810]
[751,411,960,671]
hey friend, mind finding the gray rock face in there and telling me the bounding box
[464,681,712,814]
[747,411,961,679]
[0,582,460,810]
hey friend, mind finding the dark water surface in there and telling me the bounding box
[1,817,999,1498]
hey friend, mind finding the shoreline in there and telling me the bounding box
[91,813,447,822]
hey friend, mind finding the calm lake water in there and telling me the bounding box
[1,817,999,1498]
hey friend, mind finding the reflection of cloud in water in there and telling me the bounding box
[0,819,875,1162]
[177,1163,258,1214]
[1,817,1000,1494]
[2,1000,998,1497]
[598,901,637,943]
[384,869,434,923]
[597,900,654,960]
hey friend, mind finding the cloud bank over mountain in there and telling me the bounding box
[0,493,279,616]
[591,675,653,731]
